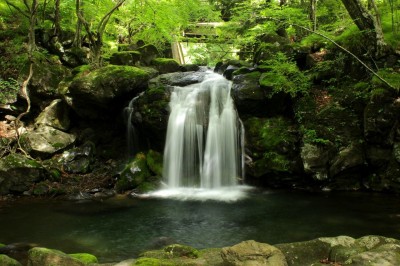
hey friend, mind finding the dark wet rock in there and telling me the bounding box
[149,71,209,87]
[0,154,45,195]
[180,64,200,72]
[221,240,288,266]
[232,72,290,117]
[300,143,330,181]
[59,141,95,174]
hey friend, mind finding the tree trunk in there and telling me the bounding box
[309,0,317,31]
[340,0,388,58]
[53,0,61,37]
[73,0,82,47]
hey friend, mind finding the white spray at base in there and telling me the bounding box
[148,72,248,201]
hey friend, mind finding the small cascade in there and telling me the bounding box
[162,73,244,189]
[124,92,143,156]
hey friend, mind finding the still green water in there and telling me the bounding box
[0,190,399,263]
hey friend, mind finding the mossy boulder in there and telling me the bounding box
[164,244,199,259]
[0,153,45,195]
[151,58,180,74]
[116,152,152,192]
[221,240,288,266]
[27,247,85,266]
[134,257,173,266]
[137,44,159,65]
[110,51,141,66]
[65,65,151,119]
[0,255,22,266]
[68,253,98,264]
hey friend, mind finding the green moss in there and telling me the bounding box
[147,150,163,176]
[69,253,98,264]
[151,58,178,65]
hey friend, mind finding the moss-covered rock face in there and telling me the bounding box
[146,150,163,177]
[0,153,45,195]
[0,254,22,266]
[151,58,180,74]
[27,52,71,106]
[27,247,86,266]
[65,65,151,119]
[244,116,302,186]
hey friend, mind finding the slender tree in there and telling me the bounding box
[340,0,388,58]
[75,0,125,66]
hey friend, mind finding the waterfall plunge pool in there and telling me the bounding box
[1,189,400,263]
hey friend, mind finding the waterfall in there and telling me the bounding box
[162,73,244,189]
[124,92,143,156]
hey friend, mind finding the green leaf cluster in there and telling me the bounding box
[0,78,19,105]
[259,52,310,98]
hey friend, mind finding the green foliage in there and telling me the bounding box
[69,253,98,264]
[300,127,331,145]
[0,78,19,105]
[259,52,310,97]
[372,68,400,90]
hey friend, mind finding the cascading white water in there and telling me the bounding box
[162,73,244,190]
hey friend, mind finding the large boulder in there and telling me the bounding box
[25,126,76,157]
[0,153,45,195]
[64,65,152,119]
[221,240,288,266]
[149,71,209,87]
[34,99,70,131]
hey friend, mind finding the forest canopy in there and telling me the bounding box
[0,0,399,69]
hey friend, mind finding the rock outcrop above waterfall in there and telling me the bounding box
[62,65,152,119]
